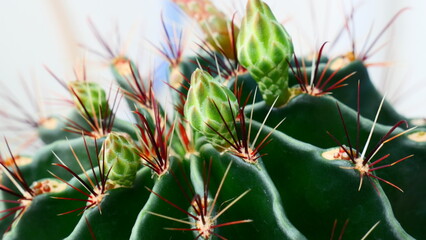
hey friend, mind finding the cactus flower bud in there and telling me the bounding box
[68,81,111,119]
[237,0,294,106]
[184,69,239,149]
[173,0,238,59]
[100,132,140,187]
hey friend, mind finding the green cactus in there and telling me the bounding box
[0,0,425,239]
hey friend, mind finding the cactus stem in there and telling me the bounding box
[330,218,379,240]
[145,186,198,221]
[148,211,195,226]
[211,189,251,222]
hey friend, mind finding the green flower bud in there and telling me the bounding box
[68,81,111,119]
[184,69,239,149]
[173,0,238,59]
[100,132,140,187]
[237,0,294,106]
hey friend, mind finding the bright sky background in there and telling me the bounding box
[0,0,424,146]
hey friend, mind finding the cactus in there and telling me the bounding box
[0,0,425,239]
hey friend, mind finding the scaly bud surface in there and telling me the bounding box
[237,0,294,106]
[101,132,140,187]
[184,69,238,149]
